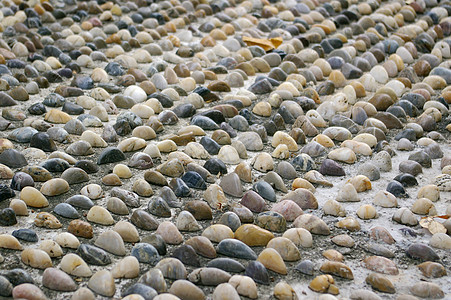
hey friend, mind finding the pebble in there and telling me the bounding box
[20,187,49,208]
[294,214,330,235]
[188,267,231,286]
[40,178,69,196]
[0,1,448,299]
[71,287,96,300]
[95,230,126,256]
[87,206,114,225]
[245,260,270,285]
[186,236,216,259]
[138,268,167,293]
[417,261,447,278]
[229,275,258,299]
[156,221,183,245]
[213,283,240,300]
[257,248,287,274]
[430,233,451,249]
[207,258,245,273]
[88,270,115,297]
[217,239,257,260]
[410,282,444,299]
[34,212,62,229]
[154,258,187,280]
[21,248,52,269]
[42,268,77,291]
[332,234,355,248]
[12,284,47,300]
[169,280,205,300]
[366,272,395,294]
[364,256,399,275]
[309,275,338,294]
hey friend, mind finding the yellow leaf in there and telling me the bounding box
[269,37,283,48]
[428,221,447,234]
[419,216,433,228]
[420,217,447,234]
[242,36,283,52]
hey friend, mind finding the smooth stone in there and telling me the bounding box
[219,173,243,197]
[417,262,447,278]
[410,282,444,299]
[366,272,395,294]
[387,181,409,198]
[40,178,69,196]
[320,261,354,279]
[95,230,126,256]
[0,276,12,297]
[55,233,80,249]
[350,289,382,300]
[358,163,380,181]
[12,284,47,300]
[132,243,160,265]
[88,270,115,297]
[271,200,303,222]
[253,181,276,202]
[9,127,39,143]
[363,255,399,275]
[77,244,111,266]
[276,161,297,179]
[2,268,33,286]
[173,245,200,267]
[156,222,183,245]
[12,229,38,243]
[60,254,92,277]
[430,233,451,249]
[293,214,330,235]
[409,151,432,168]
[217,212,241,232]
[237,132,263,151]
[168,280,205,300]
[67,219,93,239]
[294,259,315,276]
[399,160,423,176]
[245,261,270,285]
[42,268,77,292]
[53,203,80,219]
[217,239,257,260]
[110,187,139,207]
[0,184,15,201]
[0,207,16,226]
[61,168,89,185]
[240,191,267,213]
[34,212,62,229]
[138,269,167,293]
[320,159,345,176]
[188,267,231,286]
[207,258,245,273]
[256,211,286,233]
[282,188,318,209]
[0,149,28,168]
[9,199,28,216]
[185,200,212,220]
[213,283,240,300]
[406,243,439,262]
[97,147,126,164]
[21,248,52,269]
[394,174,418,187]
[66,195,94,209]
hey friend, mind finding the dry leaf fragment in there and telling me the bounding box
[420,217,447,234]
[242,36,283,51]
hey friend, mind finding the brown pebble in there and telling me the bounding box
[68,219,94,239]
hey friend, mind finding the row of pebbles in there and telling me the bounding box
[0,0,449,298]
